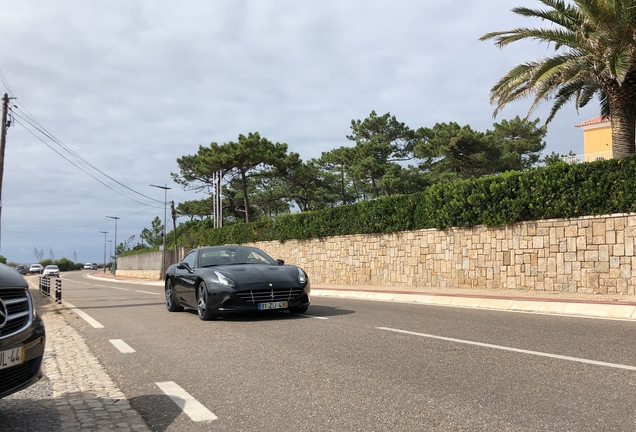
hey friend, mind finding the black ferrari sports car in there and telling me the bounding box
[165,245,310,320]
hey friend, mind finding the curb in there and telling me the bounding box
[312,289,636,320]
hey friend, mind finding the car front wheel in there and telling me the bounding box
[165,279,183,312]
[197,282,215,321]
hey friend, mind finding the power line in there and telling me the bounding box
[11,105,163,206]
[3,206,162,234]
[13,115,161,208]
[0,68,164,207]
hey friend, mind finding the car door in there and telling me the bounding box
[174,249,199,307]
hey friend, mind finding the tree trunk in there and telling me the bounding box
[241,170,250,223]
[607,75,636,158]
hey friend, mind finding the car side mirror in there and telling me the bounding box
[177,262,192,272]
[276,259,284,266]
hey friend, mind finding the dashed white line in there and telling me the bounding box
[304,314,328,320]
[156,381,217,422]
[135,290,160,295]
[109,339,136,353]
[62,301,104,328]
[377,327,636,371]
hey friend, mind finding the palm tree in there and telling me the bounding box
[481,0,636,158]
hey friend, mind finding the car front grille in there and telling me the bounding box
[0,358,38,396]
[0,288,32,339]
[236,287,304,304]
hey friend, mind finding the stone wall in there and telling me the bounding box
[116,250,179,280]
[117,212,636,294]
[116,269,162,279]
[247,212,636,294]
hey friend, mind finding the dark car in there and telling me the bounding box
[165,245,310,320]
[0,263,46,399]
[14,265,26,275]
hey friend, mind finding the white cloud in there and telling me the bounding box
[0,0,600,263]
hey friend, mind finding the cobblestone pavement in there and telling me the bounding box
[0,289,150,432]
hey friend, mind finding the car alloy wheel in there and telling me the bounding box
[165,279,183,312]
[197,282,214,320]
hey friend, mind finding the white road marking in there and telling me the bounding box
[62,301,104,328]
[156,381,217,422]
[304,314,328,320]
[377,326,636,371]
[112,287,130,291]
[109,339,136,353]
[136,290,160,295]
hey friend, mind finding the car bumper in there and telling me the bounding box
[0,315,46,399]
[208,286,311,315]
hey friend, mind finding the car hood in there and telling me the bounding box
[210,264,303,290]
[0,264,28,289]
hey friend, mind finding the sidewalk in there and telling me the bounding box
[90,271,636,320]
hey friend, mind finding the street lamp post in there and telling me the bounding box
[98,231,108,273]
[150,184,171,276]
[106,216,120,275]
[108,240,113,270]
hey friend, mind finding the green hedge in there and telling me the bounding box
[175,156,636,247]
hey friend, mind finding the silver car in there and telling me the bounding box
[43,265,59,278]
[29,264,43,274]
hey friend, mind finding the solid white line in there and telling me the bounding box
[156,381,217,422]
[377,326,636,371]
[109,339,136,353]
[62,301,104,329]
[136,290,160,295]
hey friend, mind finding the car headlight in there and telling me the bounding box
[214,271,235,288]
[297,268,307,285]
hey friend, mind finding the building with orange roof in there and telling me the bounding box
[571,116,613,163]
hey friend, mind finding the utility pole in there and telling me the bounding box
[106,216,120,275]
[150,184,170,276]
[0,93,9,247]
[171,200,178,263]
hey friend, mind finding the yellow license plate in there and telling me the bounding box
[0,346,24,370]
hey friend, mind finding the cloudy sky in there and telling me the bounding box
[0,0,600,265]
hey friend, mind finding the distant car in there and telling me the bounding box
[0,263,46,399]
[84,263,98,270]
[43,265,60,278]
[165,245,310,320]
[29,264,43,274]
[14,265,26,275]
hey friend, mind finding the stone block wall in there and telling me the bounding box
[117,212,636,294]
[247,212,636,294]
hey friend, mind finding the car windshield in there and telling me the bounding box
[198,247,276,267]
[45,266,58,270]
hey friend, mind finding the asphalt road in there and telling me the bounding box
[45,271,636,431]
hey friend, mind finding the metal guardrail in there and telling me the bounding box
[561,151,612,164]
